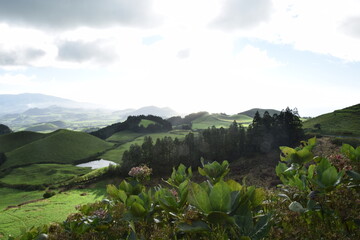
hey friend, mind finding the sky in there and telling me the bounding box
[0,0,360,117]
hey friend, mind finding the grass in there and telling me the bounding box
[24,123,59,132]
[0,164,92,186]
[303,104,360,136]
[0,131,46,153]
[192,114,252,129]
[1,129,114,170]
[101,130,193,163]
[0,186,106,238]
[139,119,156,128]
[106,130,144,143]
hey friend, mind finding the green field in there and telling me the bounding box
[0,164,91,186]
[106,130,144,143]
[1,130,114,170]
[303,104,360,136]
[0,131,45,153]
[0,186,106,238]
[139,119,156,127]
[192,113,252,129]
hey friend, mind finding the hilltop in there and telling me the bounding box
[239,108,281,118]
[303,103,360,136]
[91,115,172,140]
[168,112,253,129]
[0,129,113,170]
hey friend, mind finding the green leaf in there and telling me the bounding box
[207,211,235,224]
[250,214,271,240]
[347,170,360,181]
[279,146,296,162]
[209,180,232,212]
[227,179,242,191]
[308,164,315,179]
[289,201,305,213]
[178,220,210,233]
[130,202,146,217]
[321,166,338,187]
[119,180,133,195]
[187,182,211,213]
[126,195,144,207]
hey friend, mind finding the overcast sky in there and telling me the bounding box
[0,0,359,116]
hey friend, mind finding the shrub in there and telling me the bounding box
[43,190,56,199]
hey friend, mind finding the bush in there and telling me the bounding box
[43,190,56,199]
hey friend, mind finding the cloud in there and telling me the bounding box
[341,16,360,38]
[176,49,191,59]
[0,48,45,66]
[211,0,273,30]
[57,40,117,64]
[0,0,160,30]
[0,73,35,86]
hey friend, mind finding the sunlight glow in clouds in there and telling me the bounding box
[0,0,359,116]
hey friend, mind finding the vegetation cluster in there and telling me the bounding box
[91,115,172,140]
[119,108,303,176]
[10,138,360,240]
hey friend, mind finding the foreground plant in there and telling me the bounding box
[272,137,360,239]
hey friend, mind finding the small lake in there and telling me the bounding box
[76,159,118,169]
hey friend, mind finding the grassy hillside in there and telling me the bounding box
[0,164,91,186]
[1,129,114,170]
[0,131,45,153]
[239,108,280,118]
[24,123,59,132]
[0,186,106,238]
[191,113,252,129]
[303,103,360,136]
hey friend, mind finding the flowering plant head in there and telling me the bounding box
[128,165,152,180]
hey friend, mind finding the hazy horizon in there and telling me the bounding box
[1,0,359,117]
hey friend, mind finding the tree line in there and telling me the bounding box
[116,108,303,176]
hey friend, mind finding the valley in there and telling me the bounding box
[0,102,359,239]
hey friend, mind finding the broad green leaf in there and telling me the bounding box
[209,180,231,212]
[130,202,146,217]
[347,170,360,181]
[227,179,242,191]
[250,214,271,240]
[279,146,296,162]
[178,220,210,233]
[126,195,144,207]
[119,180,133,195]
[250,188,265,208]
[321,166,338,187]
[295,148,314,164]
[187,182,211,213]
[106,185,128,203]
[289,201,305,213]
[207,211,235,224]
[308,164,315,179]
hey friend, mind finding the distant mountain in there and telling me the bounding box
[303,103,360,136]
[239,108,281,118]
[0,93,97,115]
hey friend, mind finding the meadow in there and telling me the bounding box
[0,186,106,238]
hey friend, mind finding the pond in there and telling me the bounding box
[76,159,118,169]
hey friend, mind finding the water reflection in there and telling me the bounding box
[76,159,118,169]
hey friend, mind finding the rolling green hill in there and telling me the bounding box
[239,108,280,118]
[1,129,114,170]
[191,113,253,129]
[303,104,360,136]
[0,131,46,153]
